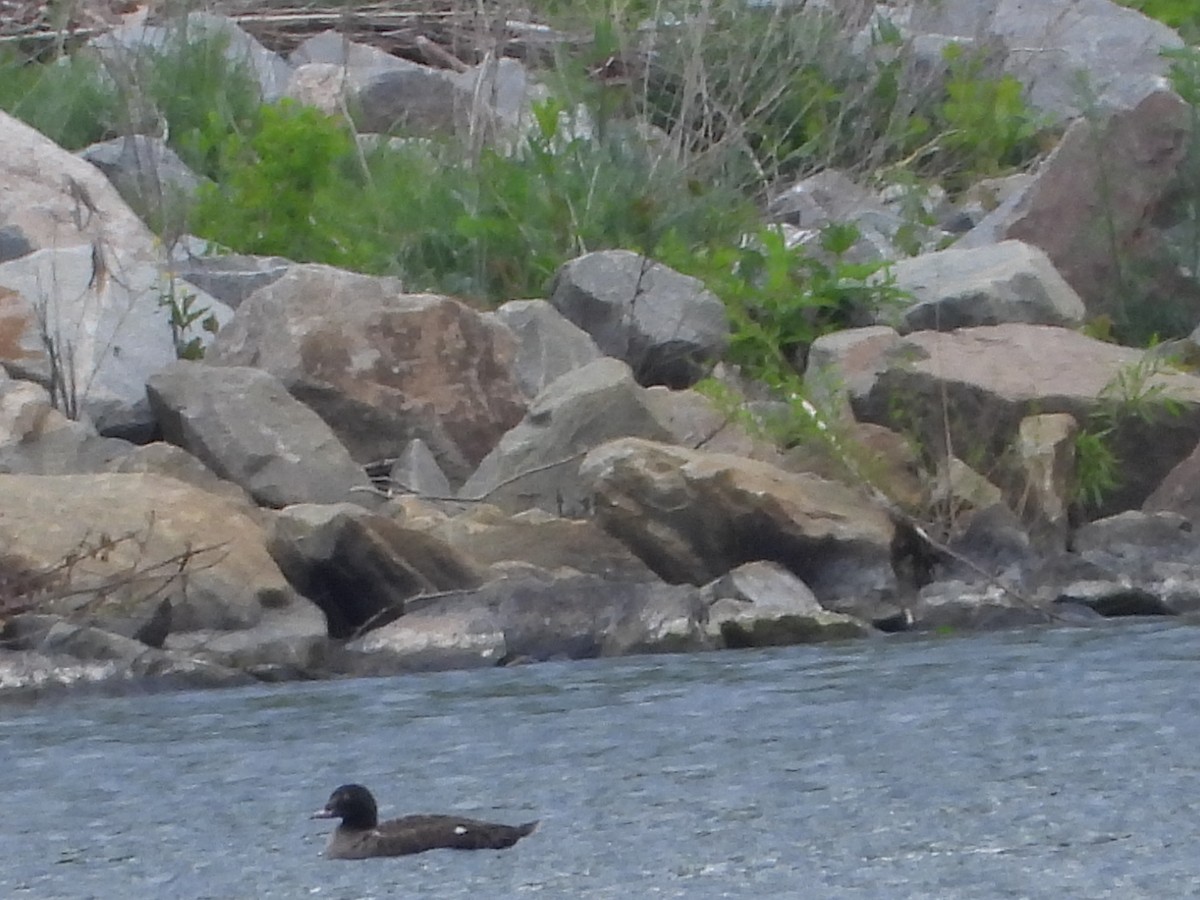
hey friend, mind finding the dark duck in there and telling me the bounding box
[312,784,539,859]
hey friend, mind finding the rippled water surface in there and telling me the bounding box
[5,622,1200,898]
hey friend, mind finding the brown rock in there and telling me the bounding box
[580,438,899,618]
[208,263,527,481]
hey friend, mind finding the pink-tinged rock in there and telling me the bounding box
[963,90,1198,324]
[208,263,526,481]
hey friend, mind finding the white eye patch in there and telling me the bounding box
[454,826,468,835]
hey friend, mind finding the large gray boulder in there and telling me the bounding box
[549,250,730,388]
[460,357,673,515]
[90,12,293,102]
[903,0,1183,120]
[146,361,372,508]
[169,252,291,310]
[398,499,660,581]
[0,614,255,694]
[0,109,158,257]
[0,110,233,436]
[486,299,601,400]
[891,239,1086,333]
[960,90,1197,328]
[702,561,876,646]
[78,135,208,239]
[207,263,527,481]
[345,569,711,673]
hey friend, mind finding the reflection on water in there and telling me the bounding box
[4,621,1200,898]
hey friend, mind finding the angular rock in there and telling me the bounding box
[105,441,255,508]
[549,250,729,388]
[1073,510,1200,580]
[388,439,452,498]
[1008,412,1078,551]
[79,135,208,239]
[343,607,507,675]
[207,263,526,481]
[913,581,1062,631]
[486,299,600,399]
[940,502,1036,584]
[0,225,33,263]
[805,325,901,420]
[170,252,291,309]
[404,569,711,663]
[0,398,136,475]
[891,240,1086,333]
[0,644,254,696]
[284,63,353,116]
[642,385,788,466]
[289,30,410,69]
[343,55,535,142]
[906,0,1182,120]
[782,420,928,516]
[767,168,884,229]
[2,614,254,689]
[91,12,293,102]
[848,324,1200,515]
[1019,510,1200,617]
[0,472,327,671]
[961,90,1198,327]
[460,357,673,515]
[701,561,875,646]
[146,361,372,508]
[0,109,159,257]
[1051,580,1171,617]
[0,244,232,436]
[267,503,484,639]
[580,437,900,619]
[1144,438,1200,527]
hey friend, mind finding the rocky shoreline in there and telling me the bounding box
[4,0,1200,697]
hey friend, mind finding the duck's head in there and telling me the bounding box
[312,784,379,829]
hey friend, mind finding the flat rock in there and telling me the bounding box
[848,324,1200,515]
[891,240,1086,333]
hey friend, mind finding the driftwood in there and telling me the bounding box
[0,0,570,68]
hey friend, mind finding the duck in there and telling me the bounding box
[311,784,539,859]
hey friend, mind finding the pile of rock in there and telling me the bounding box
[3,0,1200,696]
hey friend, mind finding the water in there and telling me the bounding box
[4,621,1200,899]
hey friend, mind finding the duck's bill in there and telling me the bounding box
[311,808,335,819]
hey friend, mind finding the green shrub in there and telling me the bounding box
[190,101,367,266]
[0,49,120,149]
[192,94,758,301]
[930,45,1048,190]
[1120,0,1200,42]
[660,222,907,385]
[140,29,263,179]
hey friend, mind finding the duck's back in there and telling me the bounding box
[327,814,539,858]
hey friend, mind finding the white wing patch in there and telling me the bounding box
[454,825,468,835]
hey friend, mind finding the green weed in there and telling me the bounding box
[1119,0,1200,42]
[0,49,120,149]
[660,222,906,384]
[1072,354,1185,509]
